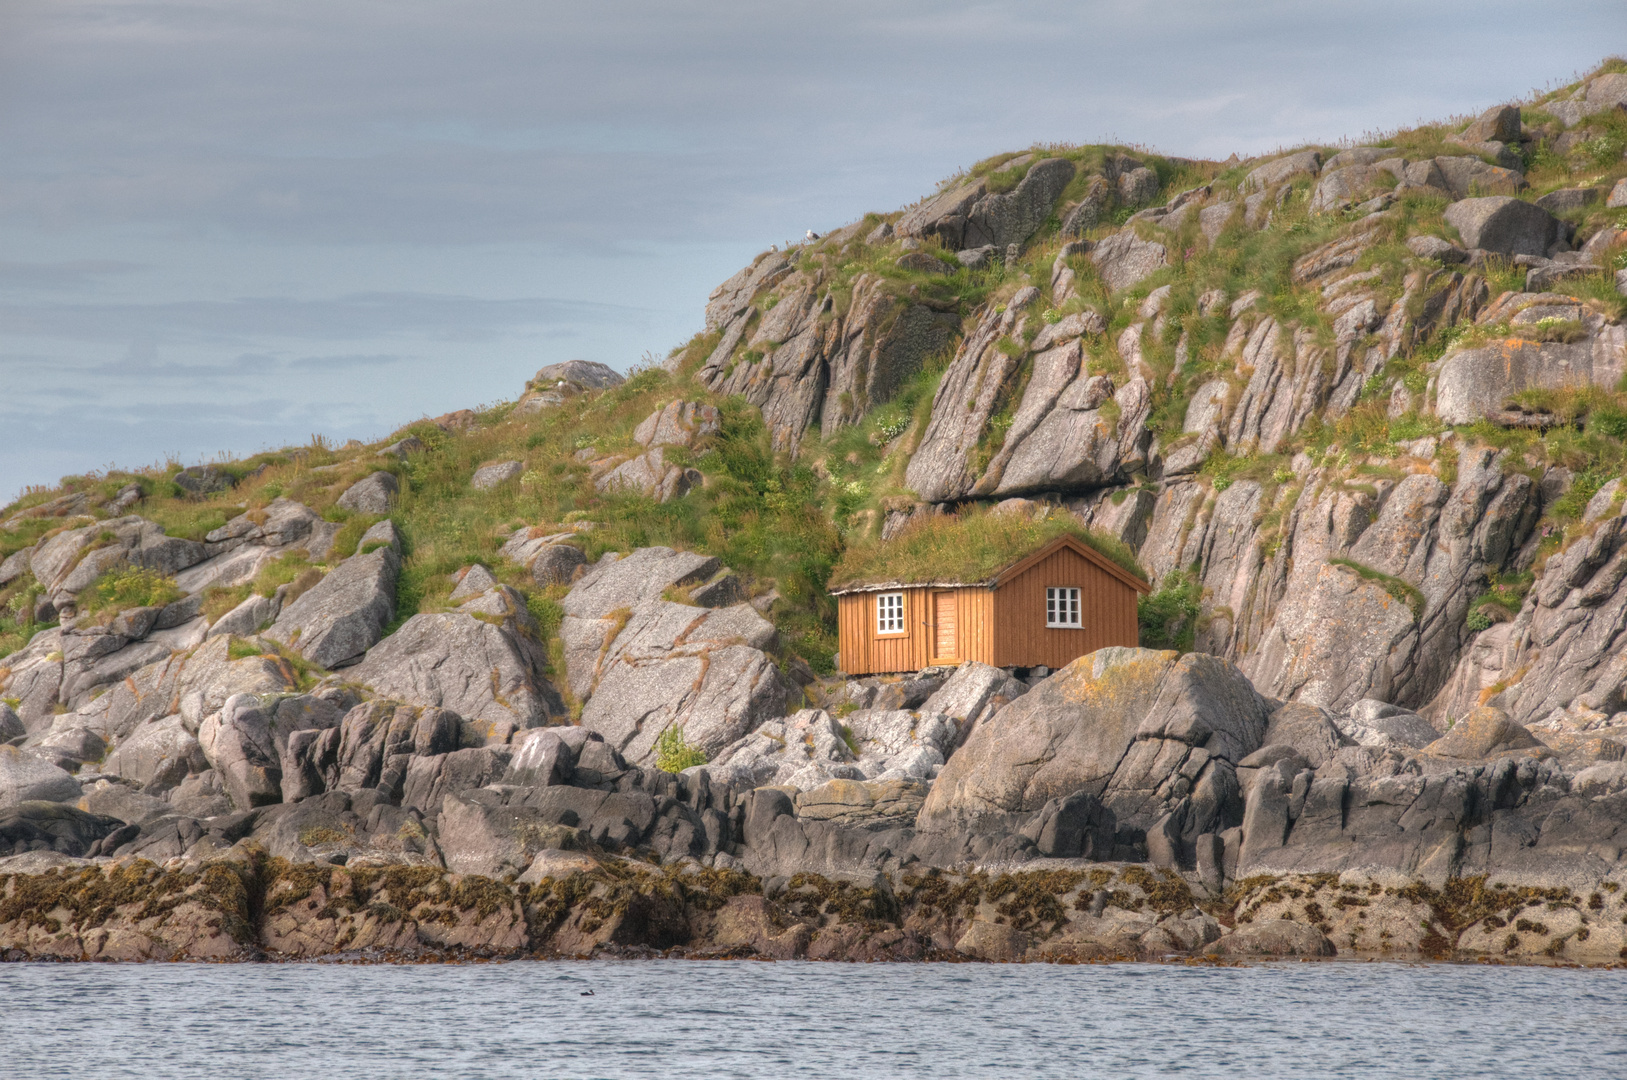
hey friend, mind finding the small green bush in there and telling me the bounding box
[1138,569,1201,653]
[654,726,708,773]
[226,638,265,661]
[81,565,183,616]
[253,552,319,598]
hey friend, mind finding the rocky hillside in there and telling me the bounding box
[3,62,1627,964]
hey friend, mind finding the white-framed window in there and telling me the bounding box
[876,592,905,634]
[1046,586,1081,628]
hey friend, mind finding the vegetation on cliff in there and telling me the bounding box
[2,59,1627,688]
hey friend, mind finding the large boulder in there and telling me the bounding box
[0,746,82,807]
[1431,157,1525,200]
[471,461,523,490]
[206,497,330,555]
[265,547,398,669]
[963,157,1077,250]
[1090,231,1168,292]
[1261,702,1344,768]
[1443,197,1564,258]
[633,401,721,449]
[919,648,1271,853]
[919,661,1028,741]
[530,359,624,394]
[336,472,398,515]
[897,179,988,247]
[896,156,1073,253]
[1460,104,1521,145]
[1241,150,1321,192]
[561,547,721,620]
[207,591,282,639]
[529,544,587,586]
[100,714,209,794]
[595,448,701,503]
[575,600,787,765]
[347,585,565,732]
[1423,706,1543,760]
[0,801,124,858]
[197,695,285,809]
[1336,700,1440,750]
[1309,165,1395,213]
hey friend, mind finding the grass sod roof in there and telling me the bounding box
[827,508,1148,594]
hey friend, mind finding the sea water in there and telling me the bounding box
[2,959,1623,1078]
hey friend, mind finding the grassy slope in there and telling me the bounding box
[3,61,1627,673]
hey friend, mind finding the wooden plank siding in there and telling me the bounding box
[834,536,1146,676]
[992,544,1139,669]
[837,586,994,675]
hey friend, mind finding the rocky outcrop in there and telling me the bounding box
[1444,197,1566,258]
[699,268,958,450]
[903,288,1044,503]
[0,747,82,807]
[517,359,624,413]
[633,401,720,449]
[595,447,702,503]
[1241,445,1536,715]
[347,585,564,733]
[574,599,787,765]
[897,156,1076,252]
[471,462,523,490]
[561,547,721,621]
[99,715,209,795]
[336,472,398,514]
[266,547,398,669]
[8,65,1627,970]
[1435,297,1625,424]
[919,648,1271,865]
[1091,230,1167,292]
[702,706,961,793]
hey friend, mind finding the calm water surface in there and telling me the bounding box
[3,959,1623,1078]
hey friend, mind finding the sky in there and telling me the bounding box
[0,0,1619,500]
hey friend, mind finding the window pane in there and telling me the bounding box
[877,592,904,633]
[1046,586,1081,627]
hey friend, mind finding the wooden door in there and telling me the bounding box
[932,591,957,662]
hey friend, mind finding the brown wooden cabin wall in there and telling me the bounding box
[992,545,1139,669]
[836,587,995,675]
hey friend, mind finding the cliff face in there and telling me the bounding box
[2,65,1627,961]
[679,66,1627,743]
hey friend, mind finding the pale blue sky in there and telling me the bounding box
[0,0,1617,498]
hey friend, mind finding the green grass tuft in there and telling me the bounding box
[829,505,1144,592]
[80,565,183,618]
[654,726,708,773]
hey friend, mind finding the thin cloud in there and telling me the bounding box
[0,292,646,344]
[288,352,406,370]
[0,259,146,290]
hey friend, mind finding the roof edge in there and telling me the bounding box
[829,579,993,596]
[991,534,1153,594]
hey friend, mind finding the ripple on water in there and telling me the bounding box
[2,960,1624,1079]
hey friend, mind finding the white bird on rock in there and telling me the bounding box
[806,229,820,242]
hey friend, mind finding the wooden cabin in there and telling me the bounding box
[830,533,1151,676]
